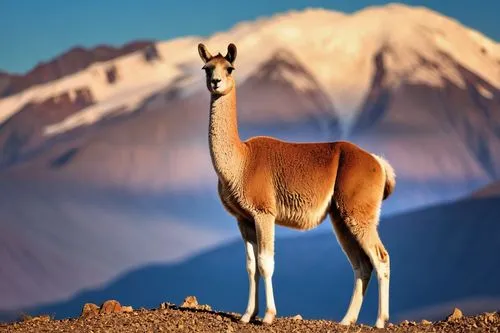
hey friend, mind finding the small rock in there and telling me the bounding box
[484,312,496,323]
[226,325,234,333]
[291,314,303,320]
[178,323,184,329]
[31,315,51,322]
[180,296,212,311]
[198,304,212,311]
[401,320,410,326]
[421,319,432,325]
[100,300,122,314]
[387,323,394,327]
[20,314,33,322]
[81,303,99,317]
[446,308,463,321]
[121,306,133,313]
[159,302,174,310]
[181,296,199,308]
[216,315,223,321]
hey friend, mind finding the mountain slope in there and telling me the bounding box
[12,194,500,324]
[352,49,500,179]
[0,180,231,310]
[0,41,154,97]
[470,180,500,198]
[0,47,342,191]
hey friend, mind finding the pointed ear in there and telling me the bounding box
[225,43,237,64]
[198,43,212,63]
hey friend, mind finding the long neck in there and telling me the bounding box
[208,87,246,184]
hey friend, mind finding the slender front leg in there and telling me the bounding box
[237,219,260,323]
[254,214,276,325]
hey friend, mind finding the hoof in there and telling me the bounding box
[262,311,276,325]
[340,318,356,326]
[240,313,252,323]
[240,310,258,324]
[375,318,387,329]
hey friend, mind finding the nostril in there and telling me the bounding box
[212,79,221,84]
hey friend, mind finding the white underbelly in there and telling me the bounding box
[275,192,333,230]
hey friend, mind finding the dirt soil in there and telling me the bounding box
[1,303,499,333]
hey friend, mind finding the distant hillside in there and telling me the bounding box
[470,180,500,198]
[0,180,232,311]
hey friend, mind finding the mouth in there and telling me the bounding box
[210,84,224,93]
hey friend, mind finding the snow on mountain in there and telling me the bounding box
[2,5,498,135]
[0,41,155,98]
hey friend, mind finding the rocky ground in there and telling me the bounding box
[1,297,499,333]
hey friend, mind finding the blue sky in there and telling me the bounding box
[1,0,499,73]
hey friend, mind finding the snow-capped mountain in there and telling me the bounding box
[0,4,499,200]
[1,3,500,313]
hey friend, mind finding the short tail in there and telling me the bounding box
[372,154,396,200]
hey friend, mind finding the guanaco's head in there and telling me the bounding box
[198,43,237,96]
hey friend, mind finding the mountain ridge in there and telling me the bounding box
[0,41,155,98]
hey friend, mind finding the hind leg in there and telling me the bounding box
[330,213,373,325]
[333,198,390,328]
[359,228,390,328]
[332,148,391,328]
[237,218,260,323]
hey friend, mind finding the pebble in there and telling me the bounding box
[446,308,463,321]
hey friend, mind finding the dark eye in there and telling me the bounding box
[202,66,212,74]
[227,67,234,74]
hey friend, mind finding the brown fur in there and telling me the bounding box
[198,43,395,327]
[220,138,389,230]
